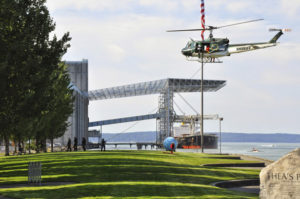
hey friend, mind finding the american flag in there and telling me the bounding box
[200,0,205,40]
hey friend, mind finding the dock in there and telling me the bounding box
[88,142,157,150]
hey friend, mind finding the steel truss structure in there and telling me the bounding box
[89,113,159,127]
[157,87,174,145]
[88,78,226,145]
[88,78,225,100]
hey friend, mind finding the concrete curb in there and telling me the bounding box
[211,178,259,188]
[235,154,274,166]
[203,156,241,160]
[202,162,265,167]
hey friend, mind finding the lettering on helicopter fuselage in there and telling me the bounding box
[237,46,251,51]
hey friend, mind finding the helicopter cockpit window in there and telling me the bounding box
[186,41,192,48]
[218,44,225,51]
[218,43,228,51]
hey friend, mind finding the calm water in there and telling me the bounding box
[106,142,300,161]
[202,142,300,161]
[1,142,298,161]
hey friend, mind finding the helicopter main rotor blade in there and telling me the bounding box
[216,19,264,29]
[167,28,206,32]
[167,19,263,32]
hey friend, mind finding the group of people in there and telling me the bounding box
[66,137,77,152]
[66,137,106,152]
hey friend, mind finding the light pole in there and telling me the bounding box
[219,117,223,154]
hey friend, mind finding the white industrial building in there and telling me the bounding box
[55,59,89,146]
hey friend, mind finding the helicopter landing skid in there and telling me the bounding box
[186,57,223,63]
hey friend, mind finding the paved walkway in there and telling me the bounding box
[237,154,274,166]
[216,154,274,195]
[229,185,260,194]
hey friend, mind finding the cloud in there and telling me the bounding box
[138,0,179,12]
[47,0,181,15]
[106,44,126,62]
[207,0,256,15]
[280,0,300,18]
[47,0,134,12]
[46,0,300,133]
[225,2,253,14]
[181,0,199,11]
[262,70,300,86]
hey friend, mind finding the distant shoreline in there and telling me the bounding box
[102,131,300,143]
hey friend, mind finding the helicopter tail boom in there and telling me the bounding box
[228,42,276,55]
[228,28,289,54]
[269,30,283,43]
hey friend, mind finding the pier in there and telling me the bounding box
[88,142,157,150]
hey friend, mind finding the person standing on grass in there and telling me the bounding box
[101,139,106,151]
[18,143,23,155]
[170,143,175,154]
[82,137,87,151]
[67,138,72,152]
[74,137,78,151]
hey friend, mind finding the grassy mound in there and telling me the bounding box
[0,151,260,198]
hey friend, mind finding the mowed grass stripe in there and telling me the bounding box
[0,150,259,198]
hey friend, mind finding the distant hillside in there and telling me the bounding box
[221,132,300,143]
[102,131,156,142]
[102,132,300,143]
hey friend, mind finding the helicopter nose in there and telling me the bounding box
[181,48,192,56]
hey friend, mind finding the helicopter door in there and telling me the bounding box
[201,43,210,53]
[205,44,210,52]
[197,43,205,53]
[210,43,219,52]
[195,43,199,52]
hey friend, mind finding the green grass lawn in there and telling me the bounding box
[0,150,260,199]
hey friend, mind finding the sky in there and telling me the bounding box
[46,0,300,134]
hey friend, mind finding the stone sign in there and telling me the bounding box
[28,162,42,185]
[260,148,300,199]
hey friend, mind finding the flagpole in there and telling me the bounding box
[200,0,205,152]
[200,51,204,153]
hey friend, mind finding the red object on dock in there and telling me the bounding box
[183,145,201,149]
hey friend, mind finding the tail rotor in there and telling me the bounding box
[269,28,292,32]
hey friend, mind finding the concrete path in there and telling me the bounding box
[237,154,274,166]
[229,185,260,194]
[214,154,274,195]
[230,154,274,194]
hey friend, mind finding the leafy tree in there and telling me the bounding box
[0,0,72,155]
[43,63,74,152]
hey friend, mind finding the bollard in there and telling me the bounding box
[28,162,42,185]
